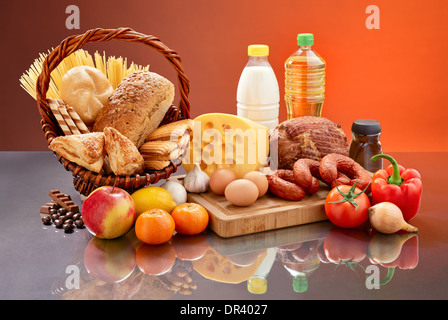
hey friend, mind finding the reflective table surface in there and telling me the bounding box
[0,151,447,300]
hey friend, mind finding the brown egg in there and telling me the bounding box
[243,171,269,197]
[224,179,259,206]
[210,168,237,195]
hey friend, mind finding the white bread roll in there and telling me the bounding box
[60,66,113,126]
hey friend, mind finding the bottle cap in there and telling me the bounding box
[293,275,308,293]
[297,33,314,46]
[248,44,269,56]
[351,119,381,135]
[248,277,267,294]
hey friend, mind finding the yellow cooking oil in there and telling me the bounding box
[284,33,326,119]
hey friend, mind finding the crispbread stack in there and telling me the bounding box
[139,119,193,170]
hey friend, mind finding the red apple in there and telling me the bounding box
[82,186,136,239]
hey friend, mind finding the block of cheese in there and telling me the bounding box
[182,113,270,178]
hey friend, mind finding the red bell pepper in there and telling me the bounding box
[370,154,423,221]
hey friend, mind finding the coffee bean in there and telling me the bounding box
[42,215,52,225]
[57,208,67,215]
[54,219,63,228]
[73,213,81,221]
[50,213,60,221]
[65,219,74,225]
[49,208,58,215]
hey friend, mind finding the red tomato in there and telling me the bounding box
[324,184,371,228]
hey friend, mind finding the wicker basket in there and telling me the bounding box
[35,27,190,196]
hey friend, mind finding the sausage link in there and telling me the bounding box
[292,159,322,193]
[319,153,371,193]
[266,170,306,201]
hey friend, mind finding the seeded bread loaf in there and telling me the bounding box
[93,71,175,148]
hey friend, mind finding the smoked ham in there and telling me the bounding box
[270,116,349,170]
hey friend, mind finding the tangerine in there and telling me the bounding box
[171,203,209,235]
[135,209,175,245]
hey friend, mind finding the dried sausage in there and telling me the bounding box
[319,153,371,193]
[266,170,306,201]
[292,158,322,191]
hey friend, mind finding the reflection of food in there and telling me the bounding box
[193,247,267,284]
[171,233,209,261]
[62,271,176,300]
[277,240,323,293]
[226,249,267,267]
[83,236,136,283]
[368,231,418,266]
[63,254,198,299]
[136,243,176,275]
[158,260,198,295]
[323,227,369,264]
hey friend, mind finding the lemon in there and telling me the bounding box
[131,186,177,216]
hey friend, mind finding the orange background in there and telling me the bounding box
[2,0,448,151]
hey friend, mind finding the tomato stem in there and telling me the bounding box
[329,180,370,210]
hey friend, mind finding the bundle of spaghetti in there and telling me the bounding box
[20,49,150,100]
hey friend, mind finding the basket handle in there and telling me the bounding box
[36,27,190,137]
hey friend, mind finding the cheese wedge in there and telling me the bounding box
[182,113,269,178]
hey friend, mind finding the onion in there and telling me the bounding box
[368,202,418,234]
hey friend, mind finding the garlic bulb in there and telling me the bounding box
[183,164,210,193]
[160,180,188,205]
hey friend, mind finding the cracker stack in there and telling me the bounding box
[140,119,193,170]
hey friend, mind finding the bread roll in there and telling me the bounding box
[60,66,113,126]
[93,71,175,148]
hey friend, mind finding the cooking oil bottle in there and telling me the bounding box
[284,33,326,118]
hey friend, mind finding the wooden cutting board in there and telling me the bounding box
[187,184,330,238]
